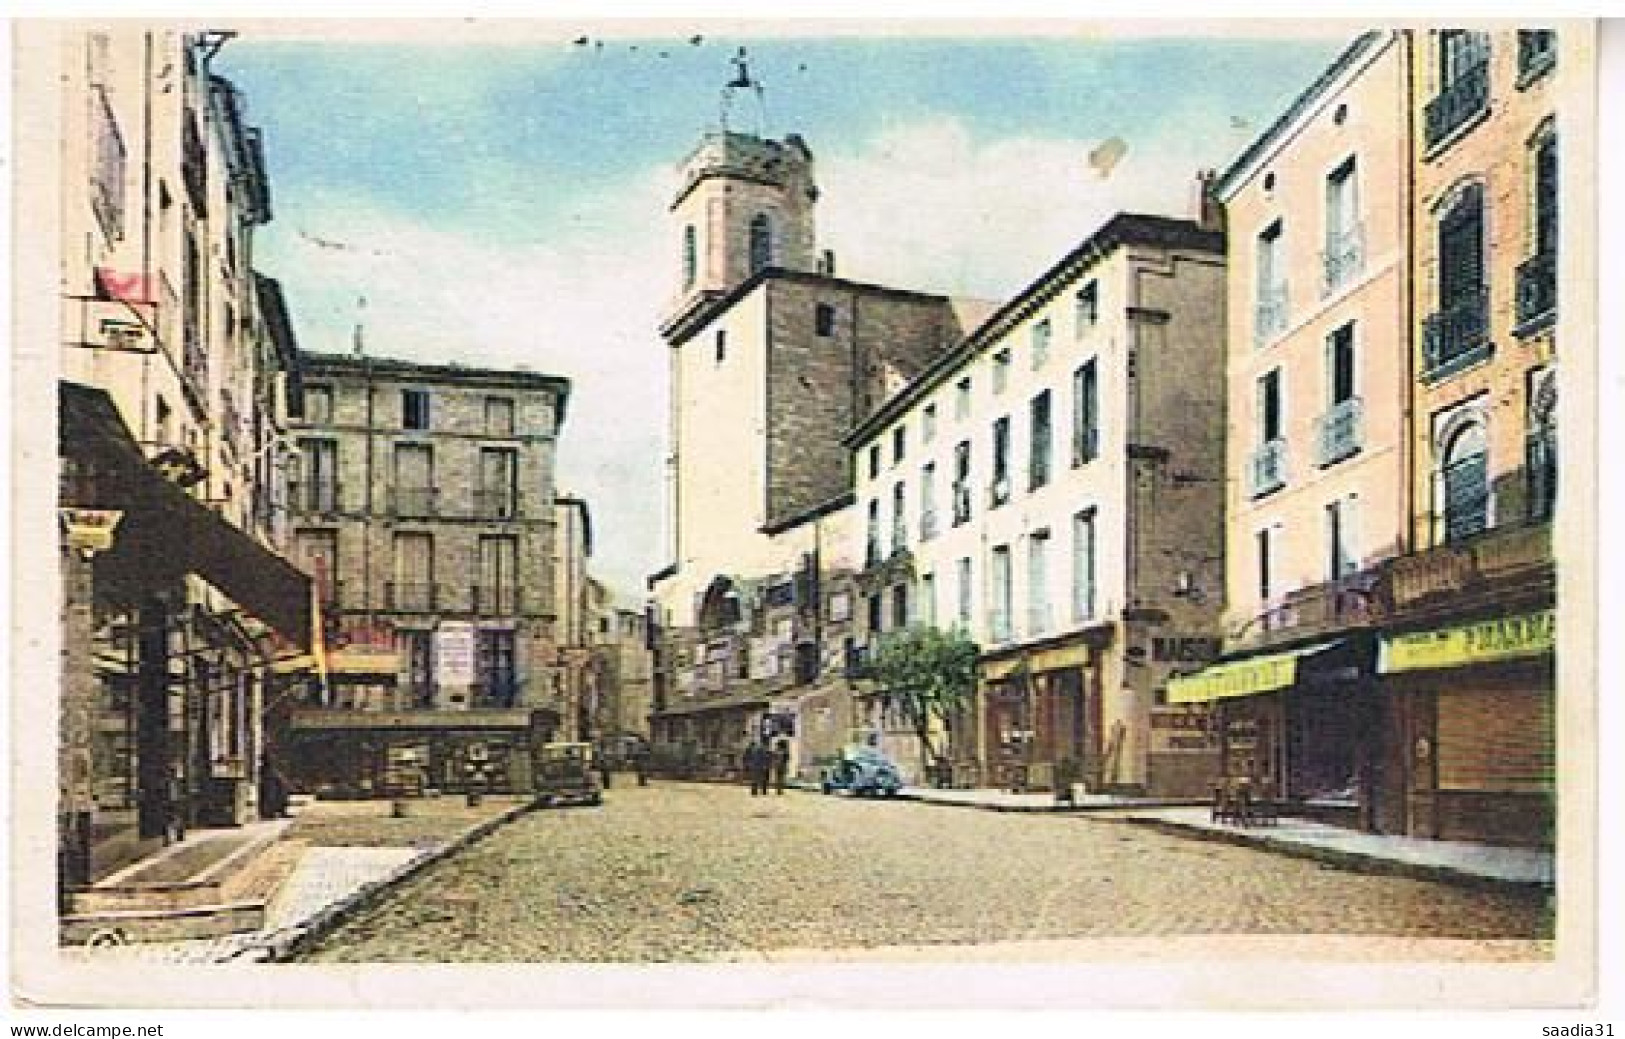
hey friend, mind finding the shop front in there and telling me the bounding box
[1377,608,1555,847]
[979,639,1096,793]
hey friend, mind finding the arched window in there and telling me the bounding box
[1440,419,1488,542]
[749,214,772,274]
[682,225,697,289]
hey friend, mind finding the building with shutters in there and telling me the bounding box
[54,26,314,892]
[279,351,571,796]
[846,208,1228,796]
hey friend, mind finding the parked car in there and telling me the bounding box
[820,745,903,797]
[533,741,603,807]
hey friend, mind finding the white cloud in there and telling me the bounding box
[262,114,1230,602]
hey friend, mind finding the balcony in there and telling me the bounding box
[952,485,972,526]
[1518,31,1557,88]
[1422,287,1491,381]
[1026,604,1053,639]
[472,584,518,615]
[1254,283,1289,347]
[1229,570,1389,654]
[1515,251,1556,334]
[987,609,1013,645]
[288,480,340,515]
[1072,428,1100,468]
[385,582,438,613]
[988,477,1011,510]
[1247,439,1287,499]
[1314,397,1363,468]
[392,486,438,518]
[473,490,519,520]
[1320,223,1365,297]
[1425,61,1489,151]
[920,510,939,541]
[183,331,209,395]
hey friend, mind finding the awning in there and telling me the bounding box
[1379,609,1555,674]
[61,382,314,651]
[326,649,402,676]
[1165,640,1344,705]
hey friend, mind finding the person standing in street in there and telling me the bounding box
[770,738,790,795]
[743,740,769,796]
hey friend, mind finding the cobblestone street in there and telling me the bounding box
[300,783,1553,963]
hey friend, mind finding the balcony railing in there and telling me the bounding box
[1072,428,1100,467]
[920,510,939,541]
[1518,31,1557,86]
[1515,251,1556,332]
[385,582,438,612]
[473,490,519,520]
[1254,283,1289,346]
[987,609,1013,645]
[1248,439,1287,499]
[1422,286,1491,380]
[183,331,209,393]
[288,480,340,515]
[988,477,1011,509]
[1026,604,1053,639]
[1425,61,1490,150]
[392,486,438,518]
[952,485,972,525]
[472,584,518,615]
[1320,223,1365,297]
[1314,397,1363,468]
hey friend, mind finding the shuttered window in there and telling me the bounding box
[1437,688,1554,792]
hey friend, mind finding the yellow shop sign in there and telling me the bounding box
[1379,609,1555,674]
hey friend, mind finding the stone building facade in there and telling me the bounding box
[279,352,570,796]
[849,211,1229,796]
[54,27,311,889]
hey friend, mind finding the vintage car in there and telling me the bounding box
[533,741,604,807]
[819,745,904,797]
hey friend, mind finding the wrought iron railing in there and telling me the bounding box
[1248,439,1287,499]
[1422,286,1491,379]
[1254,283,1289,346]
[1518,30,1557,85]
[1315,397,1363,468]
[1515,251,1556,330]
[288,480,340,515]
[1425,61,1489,149]
[1320,223,1365,296]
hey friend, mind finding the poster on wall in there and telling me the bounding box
[434,621,476,687]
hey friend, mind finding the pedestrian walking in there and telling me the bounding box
[632,740,650,787]
[743,741,770,796]
[770,738,790,795]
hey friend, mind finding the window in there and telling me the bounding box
[402,389,431,431]
[715,329,727,363]
[1259,369,1283,443]
[392,532,435,612]
[956,557,973,627]
[1426,183,1488,374]
[1533,131,1558,257]
[683,225,697,289]
[867,593,883,637]
[485,397,516,436]
[1256,527,1273,603]
[1427,31,1490,148]
[477,534,519,615]
[992,350,1012,394]
[866,498,881,566]
[815,302,836,337]
[1027,530,1050,636]
[749,213,772,273]
[955,377,972,419]
[1518,128,1558,331]
[1072,360,1099,466]
[920,462,938,540]
[952,440,972,525]
[990,545,1013,642]
[479,447,518,518]
[1328,323,1356,405]
[891,481,906,553]
[1318,324,1360,468]
[296,438,338,513]
[393,444,434,516]
[90,85,126,241]
[476,629,518,707]
[1518,30,1557,85]
[1029,390,1052,490]
[919,573,937,628]
[867,444,881,481]
[1252,370,1287,497]
[397,629,434,706]
[1326,498,1356,580]
[303,384,333,425]
[1256,221,1287,344]
[1440,420,1489,543]
[1075,281,1099,335]
[1526,368,1558,522]
[1072,509,1097,622]
[923,404,937,443]
[1324,157,1361,294]
[990,416,1011,506]
[1031,319,1052,369]
[892,425,906,464]
[891,584,909,630]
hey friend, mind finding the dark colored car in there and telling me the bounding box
[534,742,604,807]
[820,746,903,797]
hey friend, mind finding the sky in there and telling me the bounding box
[215,24,1349,602]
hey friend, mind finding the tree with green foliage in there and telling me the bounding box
[870,625,980,764]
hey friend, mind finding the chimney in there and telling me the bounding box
[1194,169,1226,234]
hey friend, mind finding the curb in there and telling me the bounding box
[241,798,543,963]
[1119,816,1555,895]
[893,792,1210,815]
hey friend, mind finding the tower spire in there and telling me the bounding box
[720,46,769,137]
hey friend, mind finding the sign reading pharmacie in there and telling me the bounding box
[1379,608,1555,674]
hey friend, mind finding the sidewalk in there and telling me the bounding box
[1116,805,1554,889]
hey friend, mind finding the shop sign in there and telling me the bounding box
[1152,636,1222,662]
[1149,706,1217,753]
[59,507,122,556]
[435,622,476,686]
[1379,609,1555,674]
[1165,647,1315,704]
